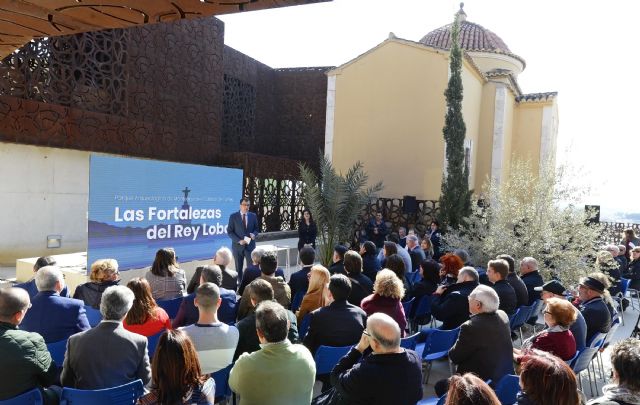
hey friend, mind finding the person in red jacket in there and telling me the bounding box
[123,278,171,337]
[361,269,407,336]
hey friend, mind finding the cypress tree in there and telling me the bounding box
[439,9,472,230]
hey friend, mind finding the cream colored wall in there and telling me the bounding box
[501,90,516,177]
[330,41,449,200]
[0,143,89,265]
[476,83,497,191]
[513,104,544,173]
[460,63,484,191]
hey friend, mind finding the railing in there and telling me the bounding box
[600,222,640,245]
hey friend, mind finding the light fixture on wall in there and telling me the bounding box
[47,235,62,248]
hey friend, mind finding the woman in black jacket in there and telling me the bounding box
[297,209,317,251]
[73,258,120,308]
[625,246,640,290]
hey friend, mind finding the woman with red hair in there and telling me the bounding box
[439,253,464,286]
[516,350,581,405]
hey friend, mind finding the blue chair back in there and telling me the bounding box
[564,350,579,366]
[46,338,67,367]
[0,388,43,405]
[509,305,532,331]
[416,394,446,405]
[156,296,184,319]
[84,305,102,327]
[406,271,421,286]
[314,345,352,375]
[402,297,415,319]
[414,295,432,319]
[211,364,232,403]
[147,330,165,359]
[587,332,607,349]
[400,332,420,351]
[602,318,621,349]
[420,327,460,360]
[571,347,599,373]
[299,313,311,340]
[290,291,305,313]
[59,379,144,405]
[619,278,630,296]
[494,374,520,405]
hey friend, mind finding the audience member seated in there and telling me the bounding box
[214,246,239,291]
[21,266,90,343]
[616,245,628,272]
[122,278,171,337]
[329,245,348,275]
[445,373,500,405]
[230,301,315,405]
[407,259,440,301]
[453,249,473,267]
[379,240,397,268]
[303,274,367,356]
[421,238,434,261]
[361,269,407,336]
[234,279,298,360]
[437,285,513,397]
[296,265,330,324]
[487,259,517,316]
[498,254,529,307]
[172,265,237,328]
[344,251,374,306]
[138,329,215,405]
[377,234,412,275]
[439,253,464,287]
[73,258,120,309]
[398,226,407,248]
[535,280,587,350]
[237,251,291,320]
[516,350,581,405]
[288,246,316,299]
[589,272,619,319]
[597,249,622,296]
[577,275,612,344]
[360,241,381,281]
[385,254,409,294]
[329,313,422,405]
[407,234,426,272]
[61,285,151,389]
[514,297,577,361]
[145,248,186,301]
[625,246,640,290]
[179,283,239,374]
[239,248,286,296]
[431,266,479,330]
[0,287,59,404]
[520,257,544,305]
[587,338,640,405]
[15,256,69,299]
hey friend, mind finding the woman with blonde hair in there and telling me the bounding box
[124,277,171,337]
[596,249,622,296]
[296,265,331,323]
[214,246,238,291]
[360,269,407,336]
[73,258,120,308]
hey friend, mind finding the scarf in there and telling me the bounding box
[600,384,640,405]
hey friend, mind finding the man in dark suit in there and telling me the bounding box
[329,245,347,275]
[61,285,151,389]
[577,275,612,344]
[172,265,237,328]
[343,251,373,307]
[15,256,70,300]
[520,257,544,305]
[227,197,260,279]
[238,248,285,296]
[439,285,513,397]
[487,259,517,316]
[431,267,479,330]
[497,254,529,307]
[303,274,368,356]
[288,246,316,300]
[407,235,426,272]
[20,266,90,343]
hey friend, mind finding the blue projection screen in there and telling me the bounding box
[88,155,243,271]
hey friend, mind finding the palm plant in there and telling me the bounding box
[299,155,383,266]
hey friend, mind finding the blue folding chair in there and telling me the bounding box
[614,278,631,325]
[290,291,305,313]
[298,313,311,340]
[59,379,144,405]
[412,295,433,332]
[314,345,352,375]
[494,374,520,405]
[564,350,579,367]
[510,303,535,344]
[84,305,102,327]
[156,296,184,319]
[572,347,600,397]
[406,271,421,287]
[46,338,67,367]
[0,388,43,405]
[402,297,416,330]
[399,332,420,351]
[416,327,460,384]
[147,330,165,359]
[211,364,233,404]
[417,394,446,405]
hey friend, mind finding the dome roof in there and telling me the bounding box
[419,5,525,67]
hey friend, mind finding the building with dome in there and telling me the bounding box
[325,4,559,200]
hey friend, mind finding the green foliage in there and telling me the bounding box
[300,155,383,266]
[445,158,603,286]
[439,14,472,230]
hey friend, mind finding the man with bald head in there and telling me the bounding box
[0,287,59,403]
[330,313,423,405]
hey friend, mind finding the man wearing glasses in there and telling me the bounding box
[227,198,259,280]
[329,313,423,405]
